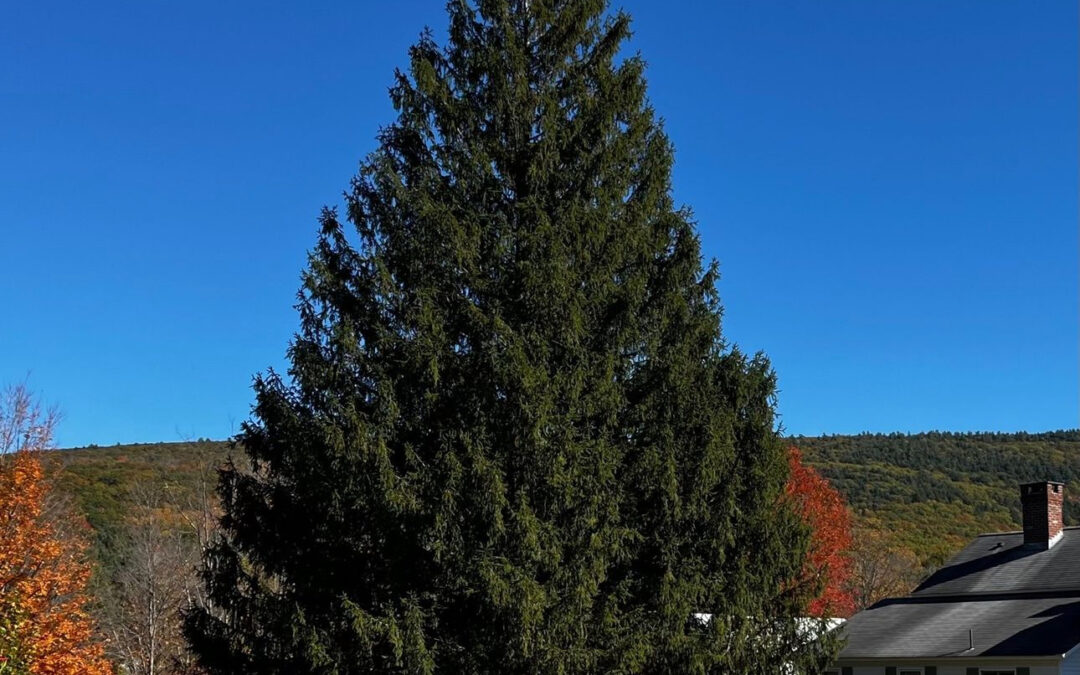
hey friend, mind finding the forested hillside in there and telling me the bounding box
[794,430,1080,564]
[48,441,223,570]
[53,430,1080,574]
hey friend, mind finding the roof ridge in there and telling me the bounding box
[975,526,1080,537]
[906,589,1080,601]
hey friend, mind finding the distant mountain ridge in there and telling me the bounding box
[54,430,1080,567]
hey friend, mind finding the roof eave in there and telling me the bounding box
[836,654,1065,664]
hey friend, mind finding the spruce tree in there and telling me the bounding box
[184,1,841,672]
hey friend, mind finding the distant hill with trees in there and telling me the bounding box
[49,440,220,566]
[53,430,1080,573]
[793,430,1080,564]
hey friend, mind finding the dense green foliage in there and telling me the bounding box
[794,430,1080,565]
[180,1,833,672]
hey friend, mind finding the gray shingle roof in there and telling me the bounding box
[839,526,1080,659]
[914,527,1080,597]
[838,594,1080,658]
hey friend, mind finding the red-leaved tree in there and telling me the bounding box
[786,446,855,618]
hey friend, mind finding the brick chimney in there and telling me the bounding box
[1020,481,1064,549]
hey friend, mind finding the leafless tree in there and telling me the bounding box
[168,441,223,674]
[103,481,198,675]
[103,440,225,675]
[846,527,925,610]
[0,381,58,457]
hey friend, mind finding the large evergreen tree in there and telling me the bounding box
[184,1,840,672]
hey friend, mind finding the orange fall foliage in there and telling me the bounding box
[0,449,113,675]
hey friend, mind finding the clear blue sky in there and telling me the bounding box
[1,1,1076,447]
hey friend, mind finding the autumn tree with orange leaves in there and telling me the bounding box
[786,446,855,618]
[0,384,112,675]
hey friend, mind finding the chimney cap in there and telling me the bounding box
[1020,481,1065,495]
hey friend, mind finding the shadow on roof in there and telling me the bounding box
[981,599,1080,656]
[915,540,1039,594]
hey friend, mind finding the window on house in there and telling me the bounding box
[898,669,922,675]
[980,671,1015,675]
